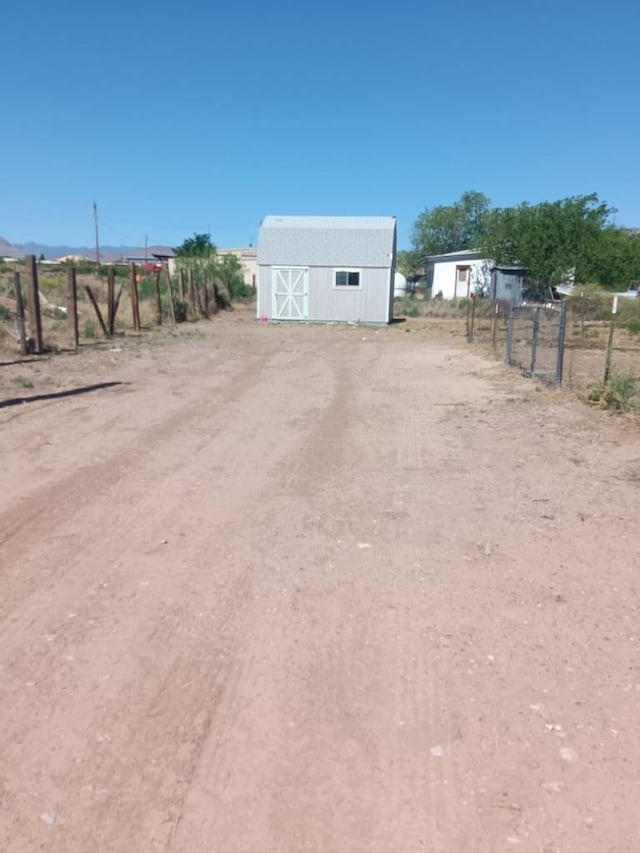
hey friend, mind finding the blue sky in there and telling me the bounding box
[3,0,639,250]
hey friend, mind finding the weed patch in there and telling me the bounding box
[588,371,638,412]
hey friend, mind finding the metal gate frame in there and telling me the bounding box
[505,301,568,386]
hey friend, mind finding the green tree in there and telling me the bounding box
[174,233,216,258]
[480,193,616,297]
[173,233,218,310]
[173,235,253,308]
[411,190,491,257]
[589,228,640,289]
[216,254,249,302]
[396,249,422,277]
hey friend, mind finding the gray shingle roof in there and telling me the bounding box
[258,216,396,267]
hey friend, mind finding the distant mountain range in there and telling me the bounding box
[0,236,174,262]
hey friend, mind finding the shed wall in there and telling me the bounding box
[258,265,392,323]
[257,266,271,318]
[494,270,524,302]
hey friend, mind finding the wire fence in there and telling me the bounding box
[467,294,640,403]
[0,256,214,355]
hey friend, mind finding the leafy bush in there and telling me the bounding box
[0,304,11,322]
[83,320,97,339]
[173,299,188,323]
[588,371,638,412]
[228,279,252,300]
[136,276,156,299]
[59,259,97,275]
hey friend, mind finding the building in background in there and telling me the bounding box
[425,250,525,302]
[217,247,257,289]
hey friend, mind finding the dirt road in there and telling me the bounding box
[1,314,639,852]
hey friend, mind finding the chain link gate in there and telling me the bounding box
[505,302,568,385]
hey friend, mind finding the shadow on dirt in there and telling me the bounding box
[0,382,127,409]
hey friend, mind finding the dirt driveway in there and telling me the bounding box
[1,312,639,852]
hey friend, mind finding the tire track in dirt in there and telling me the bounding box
[168,336,484,851]
[0,349,265,549]
[0,334,342,851]
[3,319,640,851]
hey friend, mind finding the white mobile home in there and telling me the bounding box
[257,216,397,323]
[426,250,525,302]
[426,250,491,300]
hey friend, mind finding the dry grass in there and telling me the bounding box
[0,267,217,357]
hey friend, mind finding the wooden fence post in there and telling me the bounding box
[85,286,109,338]
[113,286,124,327]
[153,269,163,325]
[188,269,197,317]
[13,272,28,356]
[25,254,44,354]
[107,266,116,335]
[67,267,79,350]
[195,279,206,318]
[129,263,141,331]
[179,268,186,300]
[203,281,210,318]
[164,270,176,323]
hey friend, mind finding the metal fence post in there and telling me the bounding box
[506,302,514,364]
[530,307,540,376]
[491,300,499,351]
[555,300,567,386]
[603,295,619,385]
[468,294,476,342]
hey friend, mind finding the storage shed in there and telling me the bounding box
[257,215,397,323]
[490,264,526,303]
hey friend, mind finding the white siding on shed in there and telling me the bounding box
[257,215,396,323]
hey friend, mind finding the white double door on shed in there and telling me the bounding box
[272,267,309,320]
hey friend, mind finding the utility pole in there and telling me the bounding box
[92,201,100,269]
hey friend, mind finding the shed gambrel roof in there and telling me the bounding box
[258,216,396,267]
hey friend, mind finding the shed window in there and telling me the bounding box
[335,270,360,287]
